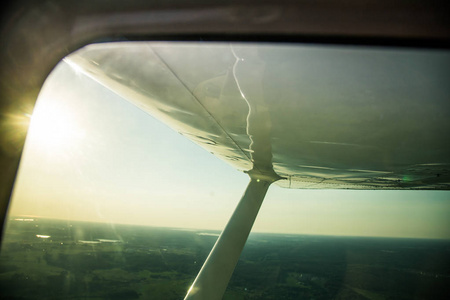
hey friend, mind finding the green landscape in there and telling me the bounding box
[1,217,449,299]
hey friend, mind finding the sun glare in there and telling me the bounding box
[27,97,85,155]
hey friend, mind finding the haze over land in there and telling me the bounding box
[1,218,449,299]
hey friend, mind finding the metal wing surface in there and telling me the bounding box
[66,42,450,189]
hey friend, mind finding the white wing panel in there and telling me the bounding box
[67,42,450,189]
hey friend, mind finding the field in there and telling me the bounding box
[1,218,449,299]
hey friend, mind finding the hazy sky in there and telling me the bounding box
[8,58,450,239]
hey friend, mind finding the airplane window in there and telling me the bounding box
[0,42,449,299]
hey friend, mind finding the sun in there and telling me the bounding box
[26,95,85,156]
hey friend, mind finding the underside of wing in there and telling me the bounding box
[66,42,450,189]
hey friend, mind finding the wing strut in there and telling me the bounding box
[185,177,272,300]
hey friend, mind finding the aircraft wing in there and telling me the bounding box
[66,42,450,190]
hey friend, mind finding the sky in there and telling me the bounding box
[7,57,450,239]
